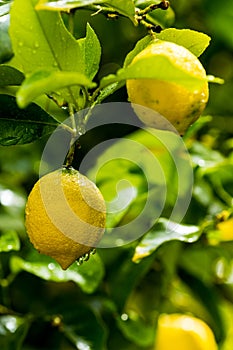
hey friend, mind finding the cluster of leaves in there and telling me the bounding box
[0,0,233,349]
[0,0,210,146]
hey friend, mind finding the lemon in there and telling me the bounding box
[25,167,106,270]
[154,313,218,350]
[217,218,233,241]
[126,40,209,135]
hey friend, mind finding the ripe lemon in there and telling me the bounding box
[217,218,233,241]
[126,40,209,135]
[25,167,106,270]
[154,313,218,350]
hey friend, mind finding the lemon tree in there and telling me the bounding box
[0,0,232,349]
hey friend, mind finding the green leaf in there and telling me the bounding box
[146,7,175,29]
[35,0,105,12]
[17,69,96,108]
[101,49,207,91]
[117,313,155,347]
[94,81,124,104]
[0,66,24,86]
[10,252,104,293]
[133,218,201,262]
[0,315,30,350]
[0,95,58,145]
[78,23,101,80]
[9,0,85,74]
[0,230,20,252]
[123,35,153,68]
[61,305,107,350]
[104,0,136,23]
[9,0,87,107]
[107,249,155,310]
[157,28,211,57]
[0,14,13,63]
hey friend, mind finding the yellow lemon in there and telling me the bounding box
[25,167,106,269]
[154,314,218,350]
[126,40,209,135]
[217,218,233,241]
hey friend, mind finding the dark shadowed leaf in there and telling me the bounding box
[0,66,24,86]
[10,252,104,293]
[0,95,58,145]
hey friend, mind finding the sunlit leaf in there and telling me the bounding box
[17,69,95,108]
[9,0,85,74]
[104,0,136,23]
[123,35,152,68]
[101,51,207,91]
[35,0,136,24]
[35,0,105,12]
[9,0,87,107]
[157,28,211,57]
[78,23,101,80]
[133,218,201,262]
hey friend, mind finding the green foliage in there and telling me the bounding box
[0,95,58,146]
[0,0,232,349]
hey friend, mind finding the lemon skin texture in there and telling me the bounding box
[126,41,209,135]
[154,314,218,350]
[25,168,106,270]
[217,218,233,241]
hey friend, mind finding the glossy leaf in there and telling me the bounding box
[0,66,24,86]
[0,230,20,252]
[0,95,58,145]
[132,218,201,262]
[123,35,152,68]
[104,0,136,23]
[35,0,136,23]
[157,28,211,57]
[94,81,124,104]
[35,0,105,12]
[146,7,175,29]
[9,0,85,74]
[17,69,95,108]
[10,252,104,293]
[100,51,207,91]
[117,313,155,347]
[62,305,107,350]
[0,14,13,63]
[0,315,30,350]
[78,23,101,80]
[107,250,155,310]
